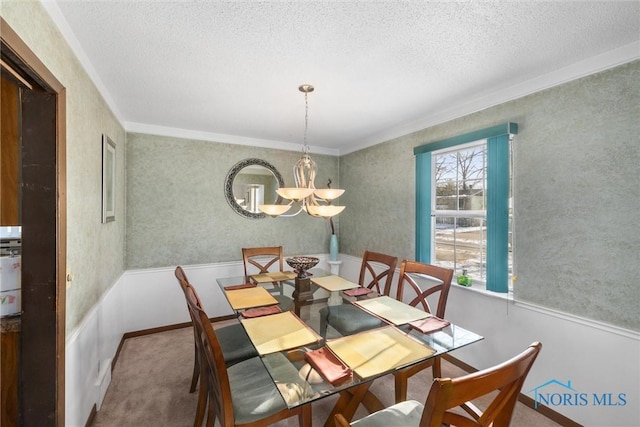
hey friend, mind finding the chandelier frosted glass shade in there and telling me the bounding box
[306,205,345,217]
[313,188,345,201]
[276,187,314,201]
[257,204,292,216]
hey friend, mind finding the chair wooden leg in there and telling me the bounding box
[190,342,199,393]
[194,367,208,427]
[393,358,439,403]
[205,392,215,427]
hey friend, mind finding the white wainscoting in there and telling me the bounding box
[64,255,639,427]
[65,271,125,427]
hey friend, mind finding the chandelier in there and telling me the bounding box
[259,84,345,218]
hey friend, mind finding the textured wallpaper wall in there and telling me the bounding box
[125,133,340,269]
[2,1,127,335]
[340,61,639,330]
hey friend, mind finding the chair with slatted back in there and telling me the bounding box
[175,266,258,426]
[183,279,312,427]
[335,342,542,427]
[318,251,398,338]
[393,260,453,403]
[242,246,294,312]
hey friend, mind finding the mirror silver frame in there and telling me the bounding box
[224,158,285,219]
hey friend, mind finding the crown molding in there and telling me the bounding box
[125,122,340,156]
[341,41,640,155]
[40,0,124,124]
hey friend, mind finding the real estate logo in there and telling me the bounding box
[528,379,627,409]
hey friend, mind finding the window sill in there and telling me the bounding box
[451,282,513,301]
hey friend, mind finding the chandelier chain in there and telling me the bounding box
[303,90,310,154]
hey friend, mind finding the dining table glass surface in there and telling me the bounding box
[215,268,483,410]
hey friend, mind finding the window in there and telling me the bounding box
[414,123,517,293]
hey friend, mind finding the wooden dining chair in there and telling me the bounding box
[335,342,542,427]
[393,260,453,403]
[183,279,312,427]
[175,266,258,425]
[319,251,398,338]
[242,246,294,311]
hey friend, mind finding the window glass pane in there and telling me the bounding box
[434,145,486,212]
[435,152,457,210]
[457,146,486,212]
[435,217,486,281]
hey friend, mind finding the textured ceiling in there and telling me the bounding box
[45,1,639,155]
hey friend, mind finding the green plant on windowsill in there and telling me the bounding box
[457,269,472,287]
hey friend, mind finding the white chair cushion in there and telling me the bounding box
[350,400,424,427]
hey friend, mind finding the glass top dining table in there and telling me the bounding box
[216,267,483,424]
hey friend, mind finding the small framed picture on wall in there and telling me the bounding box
[102,134,116,223]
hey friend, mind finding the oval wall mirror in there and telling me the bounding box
[224,158,285,219]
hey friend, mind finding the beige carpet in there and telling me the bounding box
[92,326,561,427]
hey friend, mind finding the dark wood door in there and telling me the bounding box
[20,87,59,426]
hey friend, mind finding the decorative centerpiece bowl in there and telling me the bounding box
[286,256,319,278]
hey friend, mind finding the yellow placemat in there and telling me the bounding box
[312,275,359,292]
[241,311,321,355]
[224,286,279,310]
[355,295,431,325]
[250,271,297,283]
[327,326,435,379]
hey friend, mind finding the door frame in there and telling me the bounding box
[1,18,66,426]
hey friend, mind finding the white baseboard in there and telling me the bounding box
[95,358,112,411]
